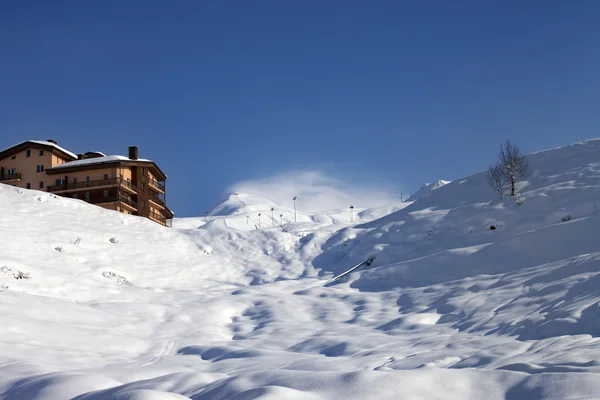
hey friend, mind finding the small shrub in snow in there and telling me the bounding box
[55,245,64,252]
[109,237,119,244]
[102,271,130,284]
[71,237,82,246]
[561,214,572,222]
[13,271,30,280]
[489,225,497,231]
[515,197,524,206]
[1,266,30,280]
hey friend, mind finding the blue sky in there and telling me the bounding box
[2,1,600,216]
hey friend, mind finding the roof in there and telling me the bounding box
[0,140,77,160]
[50,155,152,170]
[85,151,107,157]
[47,155,167,180]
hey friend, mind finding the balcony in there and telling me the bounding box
[147,178,165,193]
[148,193,166,209]
[47,177,138,194]
[149,210,166,225]
[86,193,138,211]
[0,173,21,183]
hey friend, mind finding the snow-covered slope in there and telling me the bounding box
[409,179,451,200]
[177,191,410,232]
[2,139,600,399]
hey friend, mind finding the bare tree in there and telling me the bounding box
[499,140,530,196]
[486,162,504,199]
[487,140,530,197]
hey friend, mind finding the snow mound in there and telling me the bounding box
[207,192,283,217]
[409,179,451,200]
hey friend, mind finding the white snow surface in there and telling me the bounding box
[2,139,600,399]
[409,179,451,200]
[6,140,78,159]
[50,155,152,170]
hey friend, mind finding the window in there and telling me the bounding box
[73,194,78,199]
[55,179,64,186]
[39,181,44,189]
[142,200,145,208]
[8,168,16,175]
[26,183,31,189]
[142,167,145,174]
[73,177,78,183]
[85,176,90,182]
[11,155,15,160]
[39,150,44,156]
[26,149,31,157]
[36,165,44,173]
[141,183,145,191]
[85,192,90,201]
[103,190,108,197]
[104,174,108,180]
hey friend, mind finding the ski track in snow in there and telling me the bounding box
[2,140,600,398]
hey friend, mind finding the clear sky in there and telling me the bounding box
[2,1,600,216]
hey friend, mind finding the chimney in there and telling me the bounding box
[77,153,85,160]
[47,139,58,145]
[128,146,138,160]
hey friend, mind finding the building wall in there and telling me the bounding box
[131,165,162,221]
[118,166,133,182]
[57,167,117,184]
[51,154,69,167]
[148,169,157,182]
[97,202,118,211]
[0,147,71,190]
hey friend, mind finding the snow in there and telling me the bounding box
[6,140,79,159]
[409,179,451,200]
[180,192,410,232]
[50,155,152,170]
[2,139,600,399]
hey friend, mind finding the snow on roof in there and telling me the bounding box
[5,140,78,159]
[50,155,152,170]
[86,151,107,157]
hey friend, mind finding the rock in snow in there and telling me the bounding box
[2,139,600,399]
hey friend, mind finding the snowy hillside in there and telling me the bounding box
[177,191,410,232]
[409,179,451,200]
[2,139,600,399]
